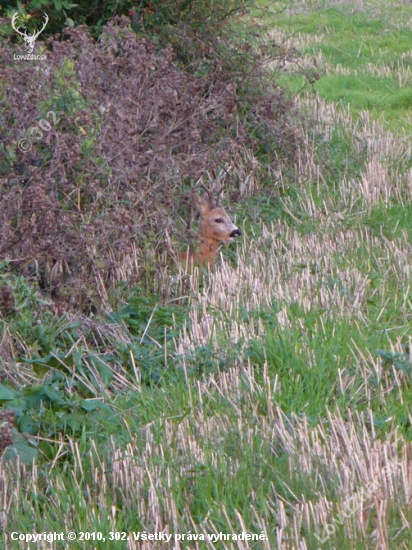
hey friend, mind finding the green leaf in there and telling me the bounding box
[62,411,86,432]
[81,399,107,412]
[87,354,114,384]
[4,439,38,463]
[22,354,61,368]
[22,384,50,408]
[42,385,70,407]
[0,384,16,401]
[62,1,78,8]
[38,439,56,460]
[2,397,27,413]
[16,2,27,16]
[18,414,36,434]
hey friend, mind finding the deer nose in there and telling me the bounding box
[230,229,242,238]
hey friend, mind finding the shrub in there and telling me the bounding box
[2,0,249,57]
[0,14,295,310]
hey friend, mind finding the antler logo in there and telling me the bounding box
[11,12,49,54]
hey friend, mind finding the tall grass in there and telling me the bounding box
[1,1,412,548]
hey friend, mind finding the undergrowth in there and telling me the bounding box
[1,1,412,549]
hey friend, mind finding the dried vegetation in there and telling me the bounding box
[0,16,294,309]
[1,3,412,549]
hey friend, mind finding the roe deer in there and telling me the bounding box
[180,186,242,268]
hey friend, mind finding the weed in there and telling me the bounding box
[1,2,412,548]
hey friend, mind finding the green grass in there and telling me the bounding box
[1,1,412,548]
[262,1,412,133]
[364,203,412,241]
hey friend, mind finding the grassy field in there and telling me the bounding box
[262,0,412,134]
[1,1,412,549]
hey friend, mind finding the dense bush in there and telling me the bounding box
[0,11,295,310]
[2,0,251,65]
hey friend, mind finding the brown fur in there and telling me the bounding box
[180,187,241,268]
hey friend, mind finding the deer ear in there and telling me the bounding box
[191,190,210,214]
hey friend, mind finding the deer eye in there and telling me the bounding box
[215,218,223,223]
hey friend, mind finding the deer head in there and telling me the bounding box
[11,12,49,54]
[180,186,241,268]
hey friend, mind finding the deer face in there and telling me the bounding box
[179,186,242,268]
[192,191,241,244]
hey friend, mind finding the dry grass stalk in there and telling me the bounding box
[2,371,411,548]
[177,221,410,356]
